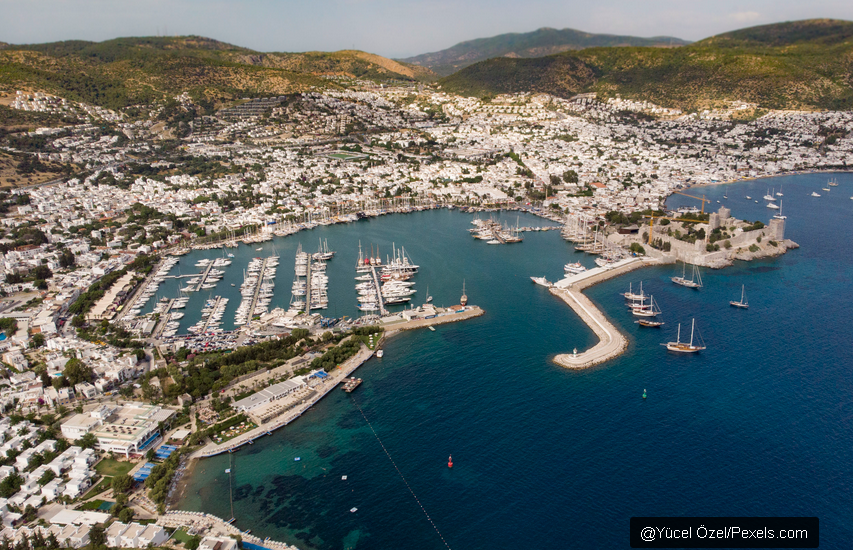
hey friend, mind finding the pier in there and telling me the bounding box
[305,255,312,311]
[194,262,216,292]
[550,257,662,369]
[200,296,224,332]
[151,299,176,339]
[246,258,269,319]
[369,265,389,316]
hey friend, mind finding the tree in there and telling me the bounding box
[75,433,97,450]
[38,469,56,486]
[112,474,133,494]
[29,333,45,349]
[63,358,93,386]
[117,507,134,523]
[31,265,52,281]
[59,249,76,269]
[0,318,17,336]
[88,524,107,550]
[562,170,579,184]
[0,473,23,498]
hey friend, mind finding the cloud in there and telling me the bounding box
[728,11,760,23]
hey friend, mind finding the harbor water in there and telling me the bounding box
[174,173,853,549]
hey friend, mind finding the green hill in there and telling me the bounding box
[401,27,689,76]
[439,19,853,111]
[0,36,435,111]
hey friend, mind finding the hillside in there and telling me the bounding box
[0,36,436,111]
[439,19,853,111]
[401,27,689,76]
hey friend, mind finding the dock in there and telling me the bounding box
[194,262,216,292]
[151,298,176,339]
[305,255,312,311]
[200,296,224,332]
[246,258,269,318]
[550,257,662,369]
[369,265,389,316]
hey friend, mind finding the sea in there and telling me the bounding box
[171,172,853,550]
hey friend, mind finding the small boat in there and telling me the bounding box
[428,326,436,332]
[811,191,821,197]
[730,285,748,309]
[294,457,301,461]
[636,319,664,328]
[350,508,358,513]
[376,350,384,358]
[745,195,751,199]
[822,187,830,192]
[662,319,705,353]
[564,262,587,275]
[766,202,779,209]
[530,276,552,287]
[256,247,263,251]
[448,455,453,468]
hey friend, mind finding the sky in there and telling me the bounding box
[1,0,852,58]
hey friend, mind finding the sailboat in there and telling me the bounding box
[633,295,661,318]
[772,200,787,220]
[776,185,783,196]
[730,285,748,309]
[662,319,706,353]
[636,318,665,328]
[671,262,703,289]
[425,285,433,304]
[621,282,646,301]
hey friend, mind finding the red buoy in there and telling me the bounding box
[448,455,453,468]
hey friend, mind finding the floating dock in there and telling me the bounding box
[342,378,362,392]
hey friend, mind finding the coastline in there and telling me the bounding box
[189,343,376,459]
[550,257,663,369]
[686,168,853,189]
[185,307,485,461]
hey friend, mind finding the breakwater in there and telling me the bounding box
[551,257,662,369]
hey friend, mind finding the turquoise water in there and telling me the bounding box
[175,173,853,549]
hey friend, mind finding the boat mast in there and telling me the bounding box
[690,318,695,347]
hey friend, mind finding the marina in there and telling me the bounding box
[173,185,853,550]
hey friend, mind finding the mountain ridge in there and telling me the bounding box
[401,27,690,76]
[438,19,853,111]
[0,36,436,111]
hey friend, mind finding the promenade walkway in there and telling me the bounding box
[159,510,297,550]
[191,344,375,458]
